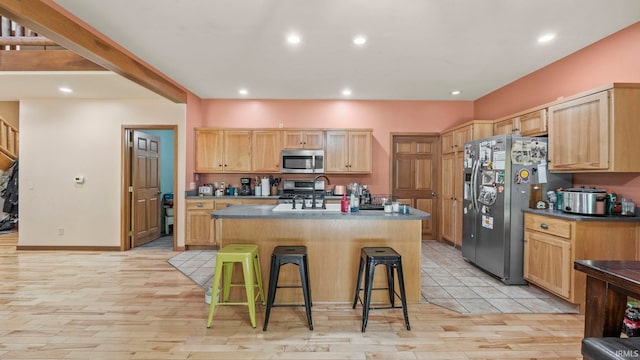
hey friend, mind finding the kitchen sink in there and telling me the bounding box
[272,203,342,212]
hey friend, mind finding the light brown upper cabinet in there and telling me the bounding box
[518,109,547,136]
[325,130,372,173]
[493,109,547,136]
[282,130,324,149]
[493,117,519,135]
[441,120,493,154]
[195,129,223,173]
[548,83,640,172]
[251,130,282,172]
[194,129,251,173]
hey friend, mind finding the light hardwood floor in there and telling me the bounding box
[0,243,585,359]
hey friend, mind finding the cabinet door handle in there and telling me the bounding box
[540,223,549,229]
[197,203,203,208]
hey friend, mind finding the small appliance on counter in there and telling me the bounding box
[333,185,346,195]
[239,177,252,196]
[198,184,214,196]
[561,188,607,216]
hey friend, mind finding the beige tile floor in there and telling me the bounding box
[151,237,579,315]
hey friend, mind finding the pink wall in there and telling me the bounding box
[188,100,473,193]
[475,22,640,120]
[185,91,203,189]
[475,22,640,201]
[185,22,640,200]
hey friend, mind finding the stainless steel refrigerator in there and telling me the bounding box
[461,134,572,285]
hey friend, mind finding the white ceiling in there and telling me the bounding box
[0,71,162,101]
[4,1,640,101]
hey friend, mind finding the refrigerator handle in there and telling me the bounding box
[471,159,480,211]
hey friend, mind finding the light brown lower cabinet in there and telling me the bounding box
[186,198,278,248]
[523,212,638,310]
[185,199,215,247]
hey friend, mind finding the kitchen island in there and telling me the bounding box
[211,204,431,304]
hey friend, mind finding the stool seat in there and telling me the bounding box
[263,245,313,331]
[352,246,410,332]
[207,244,265,329]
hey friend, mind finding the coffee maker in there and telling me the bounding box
[240,177,252,196]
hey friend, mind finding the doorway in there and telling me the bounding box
[390,133,439,239]
[122,126,177,251]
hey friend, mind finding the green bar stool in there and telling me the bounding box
[206,244,266,328]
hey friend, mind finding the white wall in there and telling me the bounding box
[19,99,186,248]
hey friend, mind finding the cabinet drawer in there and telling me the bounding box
[524,213,571,239]
[186,199,215,210]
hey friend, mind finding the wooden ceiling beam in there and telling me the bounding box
[0,36,57,46]
[0,50,106,71]
[0,0,187,103]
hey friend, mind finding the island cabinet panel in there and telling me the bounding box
[523,212,638,310]
[217,218,423,304]
[548,84,640,172]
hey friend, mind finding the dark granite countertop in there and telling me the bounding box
[185,194,281,200]
[523,208,640,222]
[211,204,431,220]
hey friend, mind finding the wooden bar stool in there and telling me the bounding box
[206,244,265,328]
[263,245,313,331]
[352,246,410,332]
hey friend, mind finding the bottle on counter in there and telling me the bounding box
[606,190,617,215]
[556,188,564,211]
[350,193,359,212]
[340,193,349,213]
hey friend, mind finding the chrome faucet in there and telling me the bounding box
[311,174,331,209]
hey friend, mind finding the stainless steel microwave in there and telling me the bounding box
[281,149,324,174]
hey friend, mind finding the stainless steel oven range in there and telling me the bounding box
[278,179,326,208]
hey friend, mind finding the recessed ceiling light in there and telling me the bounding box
[342,88,352,96]
[537,33,555,43]
[286,33,301,45]
[451,90,461,95]
[238,88,248,96]
[58,87,73,93]
[353,35,367,45]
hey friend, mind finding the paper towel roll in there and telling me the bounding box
[261,178,270,196]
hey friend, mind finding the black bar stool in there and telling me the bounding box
[352,246,410,332]
[263,245,313,331]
